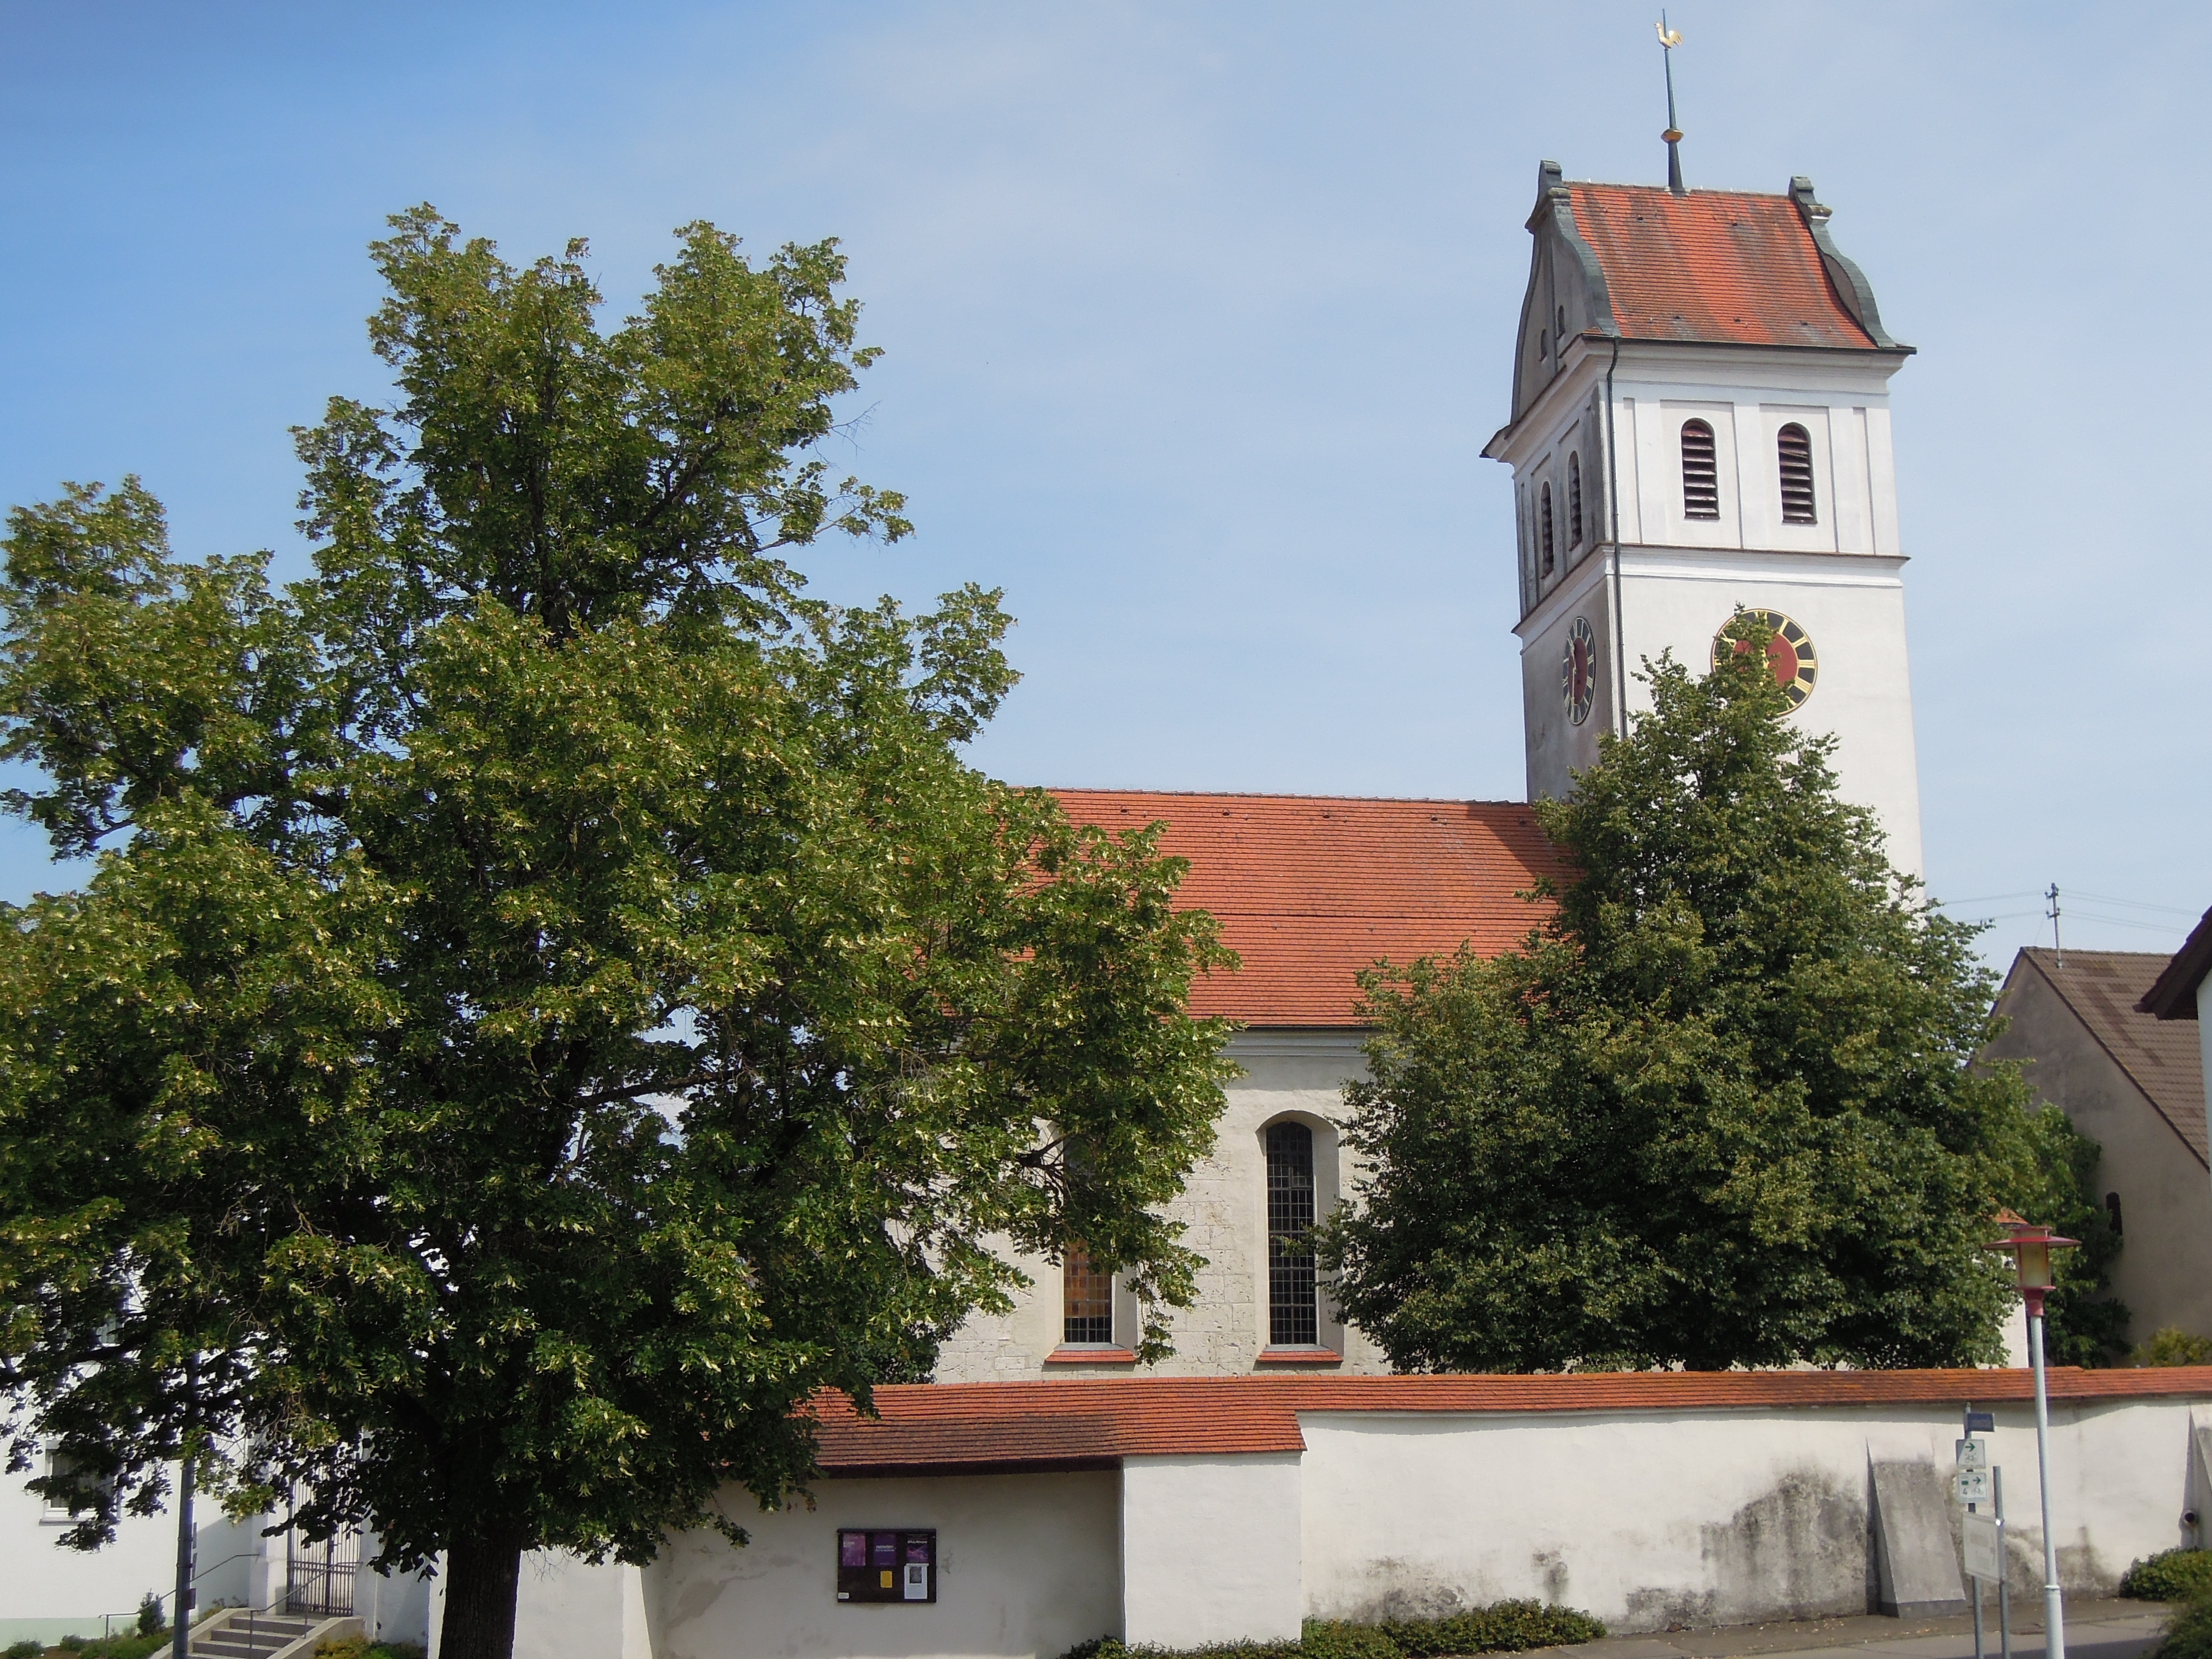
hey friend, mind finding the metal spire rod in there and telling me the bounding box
[1657,14,1686,195]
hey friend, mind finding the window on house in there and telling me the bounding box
[1539,482,1556,575]
[1777,423,1817,524]
[40,1451,109,1523]
[1679,419,1720,519]
[1567,452,1584,548]
[1266,1121,1318,1347]
[1062,1244,1114,1345]
[2105,1192,2124,1237]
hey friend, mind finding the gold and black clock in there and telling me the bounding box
[1710,608,1818,709]
[1561,615,1599,726]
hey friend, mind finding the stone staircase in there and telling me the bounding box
[187,1608,360,1659]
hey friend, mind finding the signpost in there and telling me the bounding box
[1959,1408,2007,1659]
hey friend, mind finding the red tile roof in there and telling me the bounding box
[1050,791,1563,1028]
[1567,183,1877,351]
[808,1370,2212,1473]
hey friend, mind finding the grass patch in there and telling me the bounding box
[1057,1601,1606,1659]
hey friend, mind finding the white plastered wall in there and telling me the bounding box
[508,1556,650,1659]
[1298,1396,2205,1633]
[1121,1454,1302,1647]
[0,1462,224,1646]
[650,1472,1120,1659]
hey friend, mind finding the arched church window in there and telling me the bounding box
[1679,420,1720,519]
[1537,328,1548,361]
[2104,1191,2124,1237]
[1568,453,1584,548]
[1777,423,1817,524]
[1265,1121,1318,1347]
[1540,482,1556,575]
[1556,304,1567,342]
[1062,1244,1113,1345]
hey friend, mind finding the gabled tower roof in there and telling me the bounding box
[1566,182,1878,350]
[1505,163,1906,427]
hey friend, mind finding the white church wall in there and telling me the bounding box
[1121,1454,1302,1648]
[1298,1394,2201,1632]
[649,1472,1121,1659]
[932,1031,1389,1380]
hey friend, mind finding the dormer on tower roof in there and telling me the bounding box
[1507,160,1908,426]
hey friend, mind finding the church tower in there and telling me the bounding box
[1483,162,1924,876]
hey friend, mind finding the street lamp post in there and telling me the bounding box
[1987,1212,2078,1659]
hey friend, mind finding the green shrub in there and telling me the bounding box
[59,1639,86,1653]
[6,1641,44,1659]
[2126,1551,2212,1602]
[2153,1589,2212,1659]
[2133,1329,2212,1368]
[135,1593,165,1638]
[1053,1601,1607,1659]
[1381,1604,1604,1656]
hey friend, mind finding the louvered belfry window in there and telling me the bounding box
[1679,419,1720,519]
[1062,1244,1113,1345]
[1567,452,1584,547]
[1777,423,1817,524]
[1266,1121,1319,1347]
[1539,482,1556,574]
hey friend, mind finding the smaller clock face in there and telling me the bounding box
[1561,615,1599,726]
[1711,608,1818,709]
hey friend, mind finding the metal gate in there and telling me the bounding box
[285,1533,358,1616]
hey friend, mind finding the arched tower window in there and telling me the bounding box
[1679,419,1720,519]
[1777,423,1817,524]
[1062,1245,1113,1345]
[1539,482,1556,575]
[1265,1121,1318,1347]
[2104,1191,2124,1237]
[1567,452,1584,548]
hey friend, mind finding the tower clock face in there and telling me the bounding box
[1711,608,1818,709]
[1561,615,1599,726]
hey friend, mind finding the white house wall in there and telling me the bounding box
[0,1464,225,1647]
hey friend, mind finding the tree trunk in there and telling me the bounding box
[439,1531,526,1659]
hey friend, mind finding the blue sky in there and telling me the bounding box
[1,1,2205,965]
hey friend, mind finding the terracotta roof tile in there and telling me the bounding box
[1567,183,1876,350]
[1050,791,1564,1027]
[807,1370,2212,1473]
[2018,948,2209,1166]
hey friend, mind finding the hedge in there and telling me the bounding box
[1056,1600,1606,1659]
[2125,1551,2212,1603]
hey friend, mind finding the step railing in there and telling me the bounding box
[187,1599,360,1659]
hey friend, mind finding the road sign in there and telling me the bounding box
[1955,1467,1992,1505]
[1957,1438,1989,1470]
[1964,1510,2003,1582]
[1965,1410,1995,1433]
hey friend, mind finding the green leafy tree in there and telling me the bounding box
[1319,632,2059,1371]
[2012,1106,2128,1365]
[0,209,1234,1659]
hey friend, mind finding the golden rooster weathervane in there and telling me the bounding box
[1657,13,1687,196]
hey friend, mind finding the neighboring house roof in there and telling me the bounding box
[2138,904,2212,1020]
[1050,790,1562,1029]
[1562,182,1881,352]
[805,1369,2212,1475]
[2007,948,2209,1165]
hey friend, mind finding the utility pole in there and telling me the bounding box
[171,1355,196,1659]
[2046,884,2064,968]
